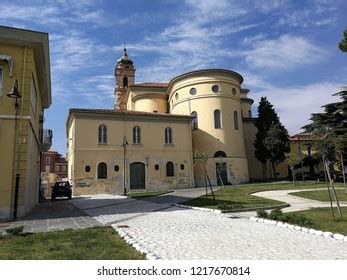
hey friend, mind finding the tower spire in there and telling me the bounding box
[115,43,135,110]
[122,41,128,57]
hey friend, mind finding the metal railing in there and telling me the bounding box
[40,129,52,151]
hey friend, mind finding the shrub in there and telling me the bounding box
[257,208,313,227]
[6,226,24,236]
[286,214,313,227]
[256,209,268,218]
[268,208,283,221]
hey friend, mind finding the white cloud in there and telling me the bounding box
[184,0,248,20]
[245,75,344,135]
[50,32,111,72]
[0,4,63,25]
[278,1,337,28]
[243,35,327,70]
[122,1,259,82]
[0,1,106,27]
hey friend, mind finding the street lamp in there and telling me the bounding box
[7,79,22,220]
[7,79,21,108]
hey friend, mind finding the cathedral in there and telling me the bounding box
[66,48,267,195]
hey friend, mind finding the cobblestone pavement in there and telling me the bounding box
[71,193,347,260]
[7,198,102,233]
[252,188,347,212]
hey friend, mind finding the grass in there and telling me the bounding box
[0,226,145,260]
[127,190,172,199]
[292,207,347,235]
[291,188,347,202]
[183,182,343,211]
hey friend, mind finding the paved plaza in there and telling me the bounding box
[4,188,347,259]
[70,192,347,260]
[6,199,101,233]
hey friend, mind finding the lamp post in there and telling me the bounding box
[7,79,21,220]
[122,136,128,195]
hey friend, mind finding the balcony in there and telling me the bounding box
[40,129,53,152]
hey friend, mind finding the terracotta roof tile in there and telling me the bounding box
[290,133,321,141]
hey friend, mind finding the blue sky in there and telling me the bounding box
[1,0,346,155]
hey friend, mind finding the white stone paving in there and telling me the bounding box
[71,193,347,260]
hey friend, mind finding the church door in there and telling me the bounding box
[130,162,146,189]
[216,163,228,186]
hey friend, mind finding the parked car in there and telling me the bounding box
[51,181,72,200]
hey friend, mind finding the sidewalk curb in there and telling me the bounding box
[249,216,347,242]
[173,203,222,214]
[111,225,162,260]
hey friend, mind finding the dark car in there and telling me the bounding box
[51,181,72,200]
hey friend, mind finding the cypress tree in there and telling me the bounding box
[254,97,290,178]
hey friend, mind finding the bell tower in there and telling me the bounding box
[114,47,135,110]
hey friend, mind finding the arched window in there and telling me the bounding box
[165,127,173,144]
[166,161,174,177]
[97,162,107,179]
[214,151,227,158]
[98,124,107,144]
[214,109,221,128]
[133,126,141,144]
[123,76,128,88]
[191,111,198,130]
[234,111,239,130]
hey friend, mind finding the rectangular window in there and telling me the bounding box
[55,165,59,172]
[46,157,50,164]
[31,76,37,114]
[0,67,3,96]
[62,166,66,172]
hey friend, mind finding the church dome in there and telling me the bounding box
[117,47,133,65]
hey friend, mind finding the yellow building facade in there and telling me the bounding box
[0,26,52,220]
[67,48,264,193]
[67,110,194,194]
[276,133,324,180]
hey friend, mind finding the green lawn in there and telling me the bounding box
[292,208,347,235]
[183,182,343,212]
[0,227,145,260]
[127,190,172,199]
[291,188,347,202]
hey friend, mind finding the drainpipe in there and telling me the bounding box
[10,104,20,220]
[123,111,128,195]
[10,46,27,220]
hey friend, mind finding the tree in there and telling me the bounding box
[338,27,347,52]
[193,150,215,200]
[302,89,346,171]
[254,97,290,179]
[286,150,297,185]
[263,122,290,178]
[302,89,346,221]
